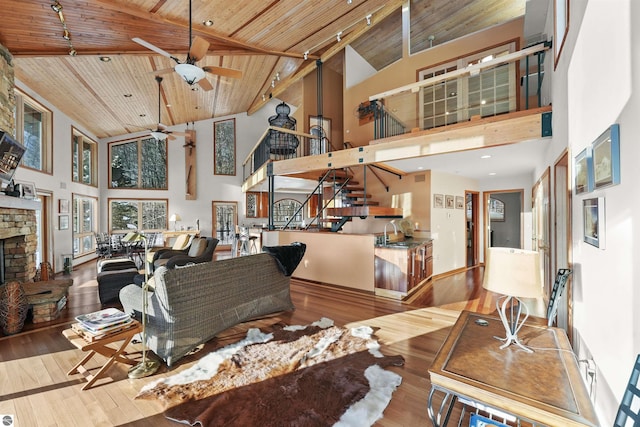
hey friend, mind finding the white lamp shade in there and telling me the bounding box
[175,63,205,84]
[169,213,181,222]
[483,247,543,298]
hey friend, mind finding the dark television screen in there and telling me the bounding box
[0,131,26,185]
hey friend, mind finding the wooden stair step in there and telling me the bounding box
[342,192,372,199]
[326,206,403,218]
[346,200,380,206]
[343,185,364,191]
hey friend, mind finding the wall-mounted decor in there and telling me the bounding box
[309,116,331,155]
[583,197,605,249]
[488,198,505,221]
[434,194,444,209]
[212,201,237,247]
[59,215,69,230]
[455,196,464,209]
[445,195,454,209]
[574,147,593,194]
[16,181,36,199]
[213,118,236,176]
[58,198,69,213]
[592,123,620,190]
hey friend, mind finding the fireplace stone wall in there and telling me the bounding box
[0,206,38,282]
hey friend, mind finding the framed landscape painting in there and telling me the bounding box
[214,119,236,176]
[592,124,620,190]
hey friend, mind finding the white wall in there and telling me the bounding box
[561,0,638,423]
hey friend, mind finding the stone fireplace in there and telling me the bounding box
[0,197,39,284]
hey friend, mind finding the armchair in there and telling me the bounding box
[147,233,193,271]
[153,237,218,270]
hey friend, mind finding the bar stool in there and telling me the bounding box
[248,235,258,254]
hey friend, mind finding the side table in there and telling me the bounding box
[62,320,142,390]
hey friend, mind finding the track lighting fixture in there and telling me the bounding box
[366,14,372,26]
[304,51,309,60]
[51,1,76,56]
[337,31,342,42]
[51,1,62,12]
[62,29,71,40]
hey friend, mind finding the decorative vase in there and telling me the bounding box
[0,281,29,335]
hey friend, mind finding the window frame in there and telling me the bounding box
[14,88,53,174]
[108,198,169,234]
[108,137,168,189]
[72,126,98,187]
[72,193,98,258]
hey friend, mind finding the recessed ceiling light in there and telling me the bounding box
[124,94,132,98]
[203,19,214,27]
[139,114,146,117]
[489,172,497,176]
[481,154,491,159]
[417,166,424,170]
[99,56,111,62]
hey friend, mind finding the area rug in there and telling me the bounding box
[137,318,405,426]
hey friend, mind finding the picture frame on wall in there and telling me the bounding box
[445,195,454,209]
[592,124,621,190]
[213,118,236,176]
[434,194,444,208]
[455,196,464,209]
[574,147,593,194]
[58,198,69,213]
[59,215,69,230]
[583,197,605,249]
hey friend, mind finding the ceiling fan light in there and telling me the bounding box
[175,63,205,85]
[150,131,167,141]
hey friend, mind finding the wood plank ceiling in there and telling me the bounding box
[0,0,524,140]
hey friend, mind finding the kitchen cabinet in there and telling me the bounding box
[374,239,433,299]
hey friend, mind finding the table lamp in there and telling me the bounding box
[124,232,160,378]
[169,213,182,231]
[482,247,543,353]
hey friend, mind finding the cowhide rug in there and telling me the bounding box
[137,318,405,426]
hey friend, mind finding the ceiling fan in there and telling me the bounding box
[149,76,188,141]
[133,0,242,91]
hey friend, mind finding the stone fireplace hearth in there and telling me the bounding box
[0,196,39,284]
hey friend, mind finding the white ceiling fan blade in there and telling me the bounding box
[133,38,180,63]
[202,66,243,79]
[188,36,210,62]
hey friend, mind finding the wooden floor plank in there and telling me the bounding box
[0,256,496,426]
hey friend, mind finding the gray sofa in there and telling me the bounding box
[119,244,305,367]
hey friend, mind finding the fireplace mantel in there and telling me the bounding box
[0,194,40,210]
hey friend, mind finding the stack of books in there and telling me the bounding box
[73,308,135,341]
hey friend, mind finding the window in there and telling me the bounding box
[273,199,303,227]
[109,199,168,233]
[109,137,167,189]
[72,127,98,186]
[72,194,98,257]
[14,89,52,173]
[419,44,516,130]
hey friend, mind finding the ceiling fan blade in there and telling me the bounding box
[170,131,189,137]
[188,36,210,62]
[151,68,175,76]
[197,78,214,91]
[132,38,179,62]
[202,66,243,79]
[168,134,176,141]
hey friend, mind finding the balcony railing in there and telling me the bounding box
[242,126,331,181]
[366,41,551,140]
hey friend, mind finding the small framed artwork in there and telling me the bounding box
[455,196,464,209]
[59,215,69,230]
[592,124,621,190]
[583,197,605,249]
[17,181,36,199]
[445,195,454,209]
[574,147,593,194]
[433,194,444,208]
[213,118,236,176]
[58,198,69,213]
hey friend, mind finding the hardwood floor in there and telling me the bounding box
[0,255,497,426]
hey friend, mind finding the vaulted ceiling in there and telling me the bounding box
[0,0,525,140]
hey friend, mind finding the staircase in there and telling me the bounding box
[310,168,402,232]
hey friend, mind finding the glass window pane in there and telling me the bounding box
[141,201,167,230]
[111,201,138,231]
[73,136,79,182]
[141,138,167,189]
[22,103,43,170]
[82,141,92,184]
[111,142,138,188]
